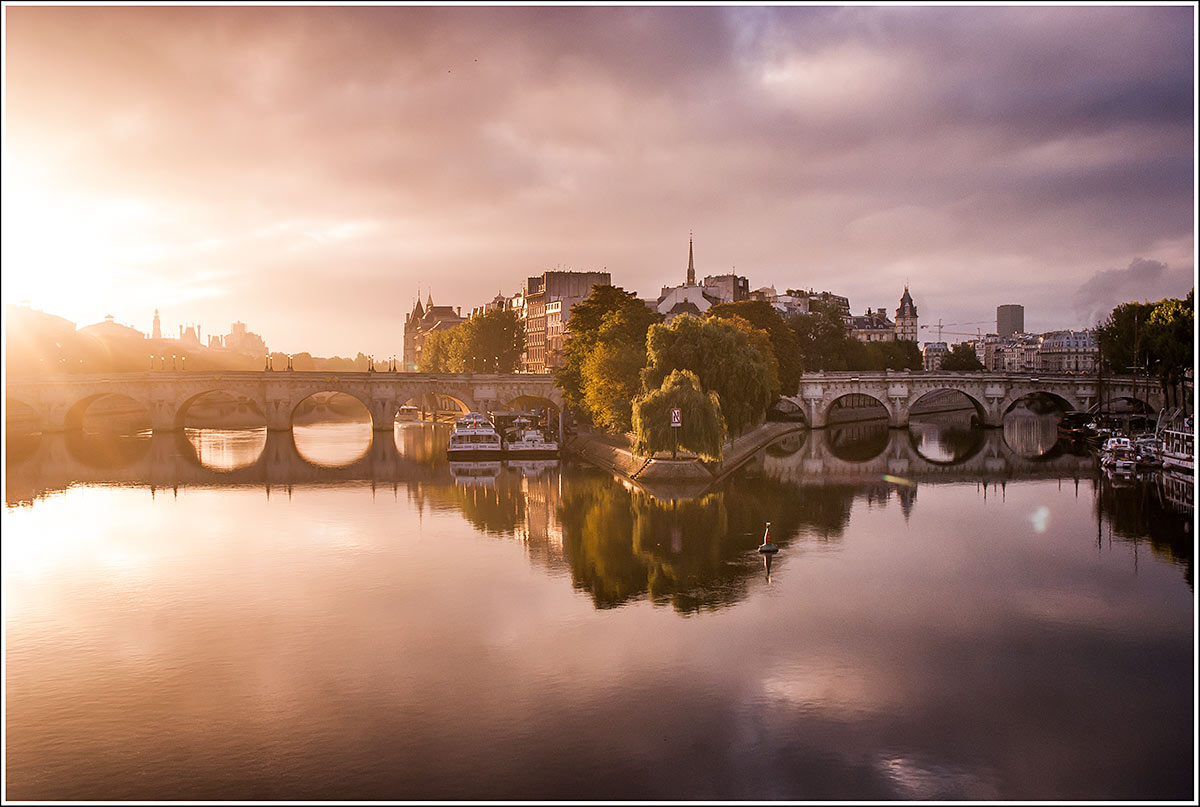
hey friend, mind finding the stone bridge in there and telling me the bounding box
[5,371,562,433]
[778,371,1161,428]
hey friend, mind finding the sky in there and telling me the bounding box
[3,4,1195,357]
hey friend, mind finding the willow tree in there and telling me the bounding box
[632,370,726,461]
[641,314,772,436]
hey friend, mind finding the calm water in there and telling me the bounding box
[4,415,1194,800]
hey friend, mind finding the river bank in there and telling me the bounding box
[563,420,806,500]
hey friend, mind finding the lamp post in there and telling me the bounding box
[181,356,186,371]
[287,354,293,371]
[265,354,271,371]
[150,354,155,371]
[172,354,176,371]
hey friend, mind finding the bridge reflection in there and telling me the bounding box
[6,419,1189,611]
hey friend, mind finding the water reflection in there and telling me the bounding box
[293,421,373,467]
[1002,406,1062,458]
[909,409,986,464]
[4,417,1193,800]
[185,428,267,471]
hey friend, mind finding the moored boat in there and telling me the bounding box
[504,416,559,457]
[1099,435,1136,475]
[1156,408,1194,473]
[448,412,503,458]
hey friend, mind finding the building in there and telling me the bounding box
[655,238,748,323]
[997,304,1024,337]
[895,286,919,342]
[850,308,896,342]
[403,293,466,371]
[1036,330,1098,374]
[923,341,949,371]
[521,269,610,373]
[221,321,269,357]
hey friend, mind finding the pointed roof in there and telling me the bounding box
[897,285,918,318]
[686,234,695,286]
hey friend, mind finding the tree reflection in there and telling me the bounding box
[1096,473,1193,590]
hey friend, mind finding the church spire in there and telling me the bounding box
[686,233,695,286]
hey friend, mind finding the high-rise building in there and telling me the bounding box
[997,304,1024,337]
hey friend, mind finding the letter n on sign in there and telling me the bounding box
[670,407,682,428]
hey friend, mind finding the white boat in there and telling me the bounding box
[1099,435,1136,475]
[447,412,503,458]
[397,404,420,421]
[503,417,559,457]
[1156,409,1194,473]
[449,460,502,485]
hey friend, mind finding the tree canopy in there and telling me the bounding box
[940,342,984,371]
[707,300,802,395]
[556,284,661,430]
[632,369,726,461]
[788,300,856,371]
[642,314,773,436]
[1098,291,1193,403]
[418,308,524,374]
[580,303,662,433]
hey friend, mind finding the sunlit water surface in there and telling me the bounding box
[4,417,1194,800]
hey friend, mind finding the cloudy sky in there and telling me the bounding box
[3,4,1195,357]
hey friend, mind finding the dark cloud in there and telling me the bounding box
[1074,258,1193,328]
[3,5,1193,356]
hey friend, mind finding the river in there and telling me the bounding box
[3,412,1194,800]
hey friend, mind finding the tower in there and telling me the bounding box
[152,309,161,340]
[997,304,1024,337]
[686,235,695,286]
[895,286,919,342]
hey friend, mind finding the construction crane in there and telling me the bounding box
[920,319,991,341]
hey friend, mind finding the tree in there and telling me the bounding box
[457,308,525,373]
[940,342,984,371]
[707,300,802,395]
[579,304,662,433]
[1097,300,1157,375]
[556,285,653,418]
[1145,289,1193,405]
[789,300,856,371]
[418,327,463,372]
[632,369,727,461]
[641,314,773,436]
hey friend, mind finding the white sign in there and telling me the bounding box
[670,407,682,428]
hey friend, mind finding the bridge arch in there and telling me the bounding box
[825,392,893,427]
[904,388,987,425]
[175,388,268,431]
[998,389,1080,419]
[6,397,43,435]
[64,392,152,434]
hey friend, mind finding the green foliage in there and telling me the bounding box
[940,342,984,371]
[707,300,802,395]
[642,314,773,435]
[417,308,524,374]
[632,370,727,460]
[418,326,462,372]
[788,300,856,371]
[556,285,654,420]
[580,304,660,433]
[1098,290,1193,402]
[1146,290,1193,396]
[1097,300,1158,374]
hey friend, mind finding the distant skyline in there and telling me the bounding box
[3,5,1195,357]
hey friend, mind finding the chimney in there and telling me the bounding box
[457,306,462,316]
